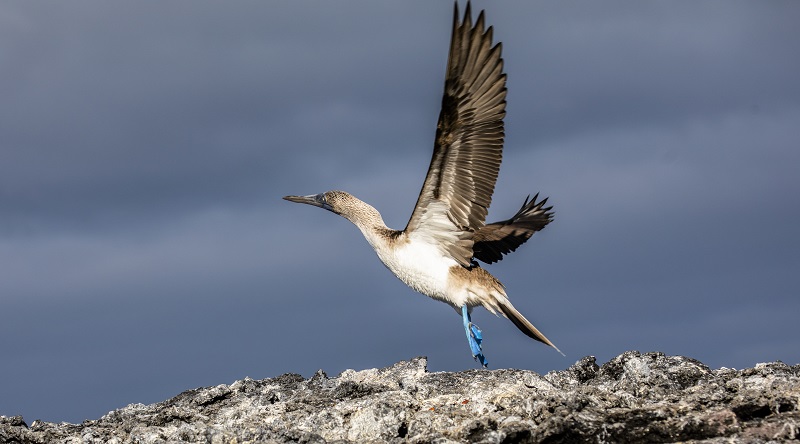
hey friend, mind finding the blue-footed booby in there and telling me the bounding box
[284,2,562,367]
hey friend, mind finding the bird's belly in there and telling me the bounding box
[376,241,456,304]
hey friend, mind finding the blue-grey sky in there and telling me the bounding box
[2,1,799,424]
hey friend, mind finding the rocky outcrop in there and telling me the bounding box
[2,351,798,443]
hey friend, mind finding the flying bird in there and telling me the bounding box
[284,2,562,367]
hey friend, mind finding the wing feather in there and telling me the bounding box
[472,194,554,264]
[404,3,507,267]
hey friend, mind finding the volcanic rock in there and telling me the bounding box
[1,351,798,443]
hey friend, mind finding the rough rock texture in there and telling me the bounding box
[2,351,798,443]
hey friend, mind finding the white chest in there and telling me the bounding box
[375,239,456,301]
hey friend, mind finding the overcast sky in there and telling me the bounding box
[2,1,799,424]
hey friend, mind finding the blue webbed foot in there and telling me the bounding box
[462,305,488,367]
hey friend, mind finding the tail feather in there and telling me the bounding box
[498,301,565,356]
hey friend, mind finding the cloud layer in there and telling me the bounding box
[2,1,798,423]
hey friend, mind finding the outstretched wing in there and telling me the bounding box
[404,3,507,267]
[472,194,553,264]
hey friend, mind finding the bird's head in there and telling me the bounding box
[283,190,385,228]
[283,190,352,216]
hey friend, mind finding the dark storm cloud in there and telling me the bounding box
[0,1,429,233]
[1,0,798,424]
[493,2,800,145]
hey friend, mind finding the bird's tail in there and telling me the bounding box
[498,299,565,356]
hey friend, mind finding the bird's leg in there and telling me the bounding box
[461,304,487,367]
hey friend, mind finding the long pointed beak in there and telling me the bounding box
[283,193,331,211]
[283,194,319,206]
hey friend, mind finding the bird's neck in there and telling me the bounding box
[340,199,398,252]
